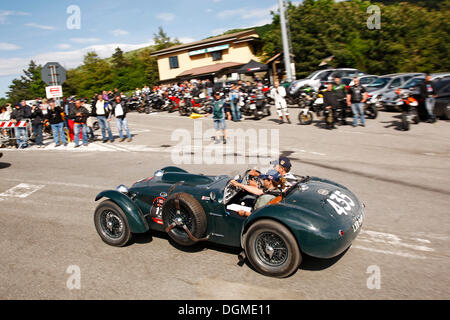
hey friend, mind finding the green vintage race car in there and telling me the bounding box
[94,166,365,278]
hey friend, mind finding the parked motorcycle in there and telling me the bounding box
[298,105,314,125]
[364,95,379,119]
[253,89,271,120]
[179,91,193,117]
[396,89,419,131]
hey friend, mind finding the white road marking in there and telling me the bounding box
[291,148,326,156]
[359,230,435,252]
[353,229,439,260]
[3,178,108,190]
[0,184,45,198]
[352,245,427,260]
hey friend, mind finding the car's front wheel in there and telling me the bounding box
[245,220,301,278]
[94,200,131,247]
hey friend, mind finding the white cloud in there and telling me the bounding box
[178,37,196,44]
[25,22,55,30]
[70,38,101,44]
[211,28,226,36]
[0,10,30,24]
[218,5,277,20]
[156,13,175,22]
[0,41,155,77]
[111,29,129,37]
[56,44,72,50]
[0,42,21,51]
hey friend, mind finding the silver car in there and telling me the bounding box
[379,73,450,110]
[366,73,424,108]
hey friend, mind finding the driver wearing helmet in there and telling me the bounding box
[231,170,284,217]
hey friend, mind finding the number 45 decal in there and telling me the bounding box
[327,191,356,216]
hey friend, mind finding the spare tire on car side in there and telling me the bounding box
[162,193,207,247]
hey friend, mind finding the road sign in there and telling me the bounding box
[41,62,66,86]
[45,86,63,99]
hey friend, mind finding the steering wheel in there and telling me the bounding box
[224,180,239,205]
[223,170,255,205]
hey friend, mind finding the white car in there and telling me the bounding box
[288,68,365,95]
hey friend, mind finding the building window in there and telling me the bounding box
[211,51,223,61]
[169,56,179,69]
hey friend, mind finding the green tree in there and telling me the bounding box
[153,26,181,50]
[6,60,46,103]
[111,47,129,69]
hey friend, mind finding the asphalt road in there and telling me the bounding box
[0,107,449,300]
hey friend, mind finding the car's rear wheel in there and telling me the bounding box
[162,193,207,246]
[245,220,301,278]
[94,200,131,247]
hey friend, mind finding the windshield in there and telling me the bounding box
[306,71,321,79]
[367,77,391,89]
[401,77,424,89]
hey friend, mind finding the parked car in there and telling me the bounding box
[348,75,379,86]
[380,73,450,111]
[366,73,424,109]
[432,77,450,119]
[288,68,365,96]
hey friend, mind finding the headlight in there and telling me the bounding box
[154,170,164,177]
[116,185,129,194]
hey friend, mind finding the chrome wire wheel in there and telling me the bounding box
[255,232,288,267]
[245,220,302,278]
[100,210,124,239]
[94,200,131,247]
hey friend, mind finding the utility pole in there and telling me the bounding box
[279,0,294,82]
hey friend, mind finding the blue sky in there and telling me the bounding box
[0,0,287,98]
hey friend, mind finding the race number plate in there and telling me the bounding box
[327,191,356,216]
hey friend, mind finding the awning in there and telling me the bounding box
[235,60,269,74]
[177,62,244,78]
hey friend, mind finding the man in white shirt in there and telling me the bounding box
[271,81,291,124]
[135,88,141,97]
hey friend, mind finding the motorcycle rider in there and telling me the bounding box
[347,78,368,127]
[323,82,341,130]
[229,84,242,122]
[333,77,348,125]
[93,94,114,143]
[111,95,132,143]
[47,101,67,147]
[420,74,438,123]
[70,100,90,148]
[10,101,32,149]
[30,103,45,148]
[271,81,291,124]
[135,88,141,97]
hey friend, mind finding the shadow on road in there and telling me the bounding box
[131,230,351,275]
[0,162,11,169]
[131,230,242,255]
[381,114,404,131]
[299,247,350,271]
